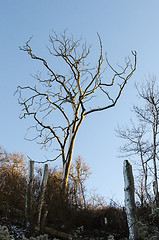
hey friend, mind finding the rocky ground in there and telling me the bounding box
[0,223,125,240]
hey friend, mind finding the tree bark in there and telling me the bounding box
[34,164,49,233]
[152,124,159,207]
[62,129,77,190]
[123,160,139,240]
[26,160,34,228]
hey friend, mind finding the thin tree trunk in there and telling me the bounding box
[123,160,139,240]
[40,206,48,232]
[139,144,154,209]
[153,124,159,207]
[26,160,34,228]
[34,164,49,233]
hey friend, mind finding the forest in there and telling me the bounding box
[0,148,128,240]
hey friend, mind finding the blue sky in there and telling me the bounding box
[1,1,159,203]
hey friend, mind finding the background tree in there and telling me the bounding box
[0,147,132,239]
[116,75,159,209]
[0,146,26,219]
[16,30,137,190]
[45,156,91,229]
[135,173,149,208]
[68,156,91,209]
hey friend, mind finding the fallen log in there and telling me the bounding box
[44,226,74,239]
[44,226,85,240]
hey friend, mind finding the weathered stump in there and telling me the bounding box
[123,160,139,240]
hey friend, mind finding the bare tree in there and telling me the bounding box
[16,30,136,190]
[117,75,159,209]
[68,156,91,209]
[135,173,149,208]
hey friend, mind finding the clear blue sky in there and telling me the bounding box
[1,0,159,203]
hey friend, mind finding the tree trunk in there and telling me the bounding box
[153,124,159,207]
[62,135,76,190]
[123,160,139,240]
[26,160,34,228]
[62,113,84,191]
[34,164,49,233]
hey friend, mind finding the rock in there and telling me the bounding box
[107,235,114,240]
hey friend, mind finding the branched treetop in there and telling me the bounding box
[16,31,137,165]
[116,76,159,208]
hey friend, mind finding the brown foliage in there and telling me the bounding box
[43,157,91,230]
[0,147,26,221]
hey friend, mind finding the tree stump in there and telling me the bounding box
[123,160,139,240]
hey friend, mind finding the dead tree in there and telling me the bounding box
[123,160,139,240]
[16,30,137,191]
[26,161,49,234]
[26,160,34,228]
[34,163,49,233]
[117,76,159,209]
